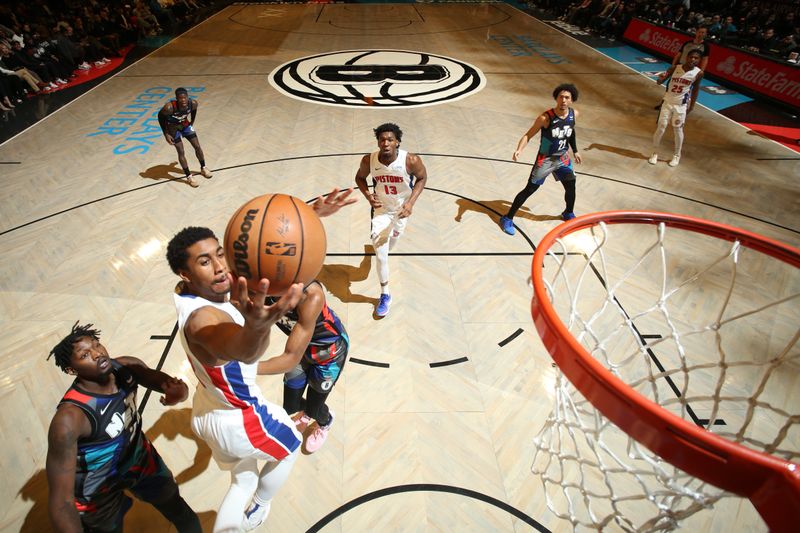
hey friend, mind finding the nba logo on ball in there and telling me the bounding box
[269,49,486,108]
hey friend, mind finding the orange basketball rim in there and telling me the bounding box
[529,211,800,531]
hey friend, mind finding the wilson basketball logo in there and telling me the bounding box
[269,49,486,108]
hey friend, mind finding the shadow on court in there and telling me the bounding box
[453,198,559,224]
[585,142,650,160]
[318,244,376,306]
[140,162,199,186]
[145,408,211,485]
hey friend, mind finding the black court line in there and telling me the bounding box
[756,157,800,160]
[641,334,662,339]
[3,152,796,237]
[584,260,726,428]
[0,175,194,237]
[698,418,728,426]
[150,334,172,340]
[572,169,799,234]
[306,483,550,533]
[412,3,426,22]
[138,321,179,415]
[0,161,21,164]
[499,328,524,346]
[349,357,390,368]
[425,185,538,250]
[429,356,468,368]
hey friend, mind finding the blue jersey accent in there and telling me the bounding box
[223,360,300,449]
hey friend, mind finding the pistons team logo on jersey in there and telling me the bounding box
[269,49,486,108]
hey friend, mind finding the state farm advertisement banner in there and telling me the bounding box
[623,17,800,109]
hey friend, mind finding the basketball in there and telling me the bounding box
[223,193,327,295]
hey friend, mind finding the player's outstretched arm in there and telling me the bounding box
[186,276,303,365]
[116,356,189,405]
[312,187,357,217]
[46,407,88,533]
[258,285,323,375]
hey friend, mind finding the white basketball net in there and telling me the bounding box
[531,220,800,532]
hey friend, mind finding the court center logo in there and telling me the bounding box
[269,49,486,108]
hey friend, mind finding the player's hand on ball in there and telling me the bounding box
[313,187,358,217]
[263,282,303,326]
[160,377,188,405]
[230,276,303,329]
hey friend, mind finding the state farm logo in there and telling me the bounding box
[713,55,800,99]
[269,49,486,108]
[638,28,682,53]
[717,56,736,74]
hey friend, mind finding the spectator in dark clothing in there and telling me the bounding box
[776,33,798,60]
[775,12,796,38]
[651,4,674,26]
[707,14,723,39]
[757,28,782,56]
[721,15,738,44]
[7,39,60,89]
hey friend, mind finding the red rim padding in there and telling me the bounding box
[530,211,800,532]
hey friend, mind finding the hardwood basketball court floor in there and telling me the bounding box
[1,3,797,532]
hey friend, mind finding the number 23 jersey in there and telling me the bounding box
[370,149,414,213]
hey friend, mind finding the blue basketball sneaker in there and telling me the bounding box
[499,216,515,235]
[376,293,392,317]
[561,211,576,221]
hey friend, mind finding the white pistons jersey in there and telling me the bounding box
[174,286,266,410]
[370,149,413,214]
[173,284,300,460]
[663,65,702,106]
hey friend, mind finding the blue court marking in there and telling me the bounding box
[596,45,753,112]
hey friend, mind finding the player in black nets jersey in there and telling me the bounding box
[157,87,212,188]
[46,321,200,533]
[499,83,582,235]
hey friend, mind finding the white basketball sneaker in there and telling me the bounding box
[243,498,271,531]
[668,154,680,167]
[648,153,658,165]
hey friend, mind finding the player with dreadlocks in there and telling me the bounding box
[46,321,201,533]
